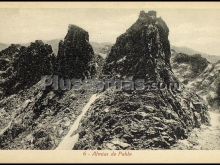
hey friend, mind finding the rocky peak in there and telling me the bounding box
[0,40,54,97]
[0,44,21,71]
[74,11,210,150]
[103,10,172,83]
[64,24,89,46]
[148,10,157,17]
[56,24,96,79]
[139,10,157,20]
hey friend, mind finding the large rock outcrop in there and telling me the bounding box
[56,25,96,79]
[171,50,220,109]
[0,41,54,97]
[171,52,210,83]
[0,25,98,150]
[103,10,171,82]
[0,79,95,149]
[73,11,210,150]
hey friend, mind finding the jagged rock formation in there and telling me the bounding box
[103,10,171,81]
[0,80,95,149]
[0,12,213,150]
[74,10,210,150]
[171,50,220,108]
[0,41,54,97]
[0,44,22,97]
[56,25,96,79]
[0,25,98,149]
[215,83,220,107]
[171,45,220,63]
[94,54,105,78]
[171,52,210,84]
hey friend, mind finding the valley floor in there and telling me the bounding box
[172,110,220,150]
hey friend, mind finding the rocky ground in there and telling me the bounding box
[73,10,210,150]
[0,10,219,150]
[172,110,220,150]
[0,80,95,149]
[73,89,209,150]
[171,50,220,108]
[0,24,98,150]
[56,94,101,150]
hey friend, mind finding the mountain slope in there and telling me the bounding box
[0,43,9,51]
[73,10,209,150]
[171,45,220,63]
[0,25,97,149]
[171,50,220,108]
[0,41,54,97]
[55,24,96,79]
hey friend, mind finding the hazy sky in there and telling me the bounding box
[0,8,220,55]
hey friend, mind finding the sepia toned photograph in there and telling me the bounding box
[0,1,220,163]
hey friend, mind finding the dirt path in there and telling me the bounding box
[172,110,220,150]
[56,94,100,150]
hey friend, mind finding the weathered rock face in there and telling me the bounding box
[0,41,54,97]
[15,41,54,87]
[103,10,172,82]
[74,89,209,150]
[74,11,210,150]
[0,25,99,149]
[0,44,21,97]
[0,80,95,149]
[171,50,220,109]
[94,54,105,78]
[171,52,210,83]
[56,25,96,79]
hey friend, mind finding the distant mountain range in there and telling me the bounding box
[171,45,220,63]
[1,41,220,63]
[0,43,9,51]
[44,39,112,58]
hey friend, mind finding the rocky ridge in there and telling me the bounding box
[0,25,97,149]
[0,10,213,150]
[56,24,96,79]
[73,11,210,150]
[0,41,54,97]
[171,50,220,108]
